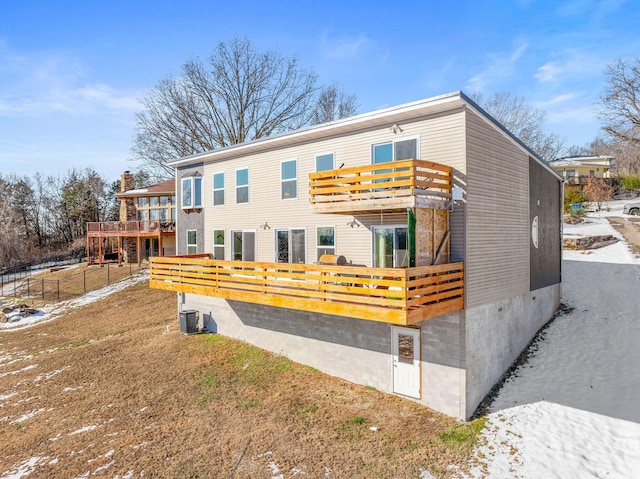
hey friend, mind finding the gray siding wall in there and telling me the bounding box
[464,109,530,309]
[176,163,205,254]
[529,157,562,290]
[200,110,466,266]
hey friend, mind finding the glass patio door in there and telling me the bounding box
[374,226,408,268]
[276,229,306,264]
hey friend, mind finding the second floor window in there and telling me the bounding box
[281,160,297,199]
[213,173,224,206]
[182,177,202,209]
[316,153,334,172]
[236,168,249,204]
[186,230,197,254]
[316,226,335,261]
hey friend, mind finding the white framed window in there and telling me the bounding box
[231,230,255,261]
[372,137,419,165]
[236,168,249,204]
[213,172,224,206]
[213,229,224,260]
[281,159,297,199]
[316,153,334,172]
[181,177,202,209]
[186,230,197,255]
[275,228,306,264]
[316,226,335,261]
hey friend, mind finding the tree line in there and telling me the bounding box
[0,168,119,268]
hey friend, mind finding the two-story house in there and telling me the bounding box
[149,91,562,419]
[86,172,177,265]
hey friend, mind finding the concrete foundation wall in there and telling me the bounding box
[181,293,469,418]
[420,311,465,417]
[464,282,561,418]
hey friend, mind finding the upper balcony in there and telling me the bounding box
[87,220,176,237]
[309,159,453,214]
[149,256,464,326]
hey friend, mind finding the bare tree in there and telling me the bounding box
[313,84,359,124]
[470,91,564,163]
[600,57,640,146]
[132,37,319,178]
[583,177,615,211]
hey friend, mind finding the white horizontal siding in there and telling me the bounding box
[201,110,466,266]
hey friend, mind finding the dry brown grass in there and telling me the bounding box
[5,263,146,304]
[0,281,480,478]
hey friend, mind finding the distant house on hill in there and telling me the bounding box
[149,91,562,420]
[85,172,176,265]
[549,155,614,189]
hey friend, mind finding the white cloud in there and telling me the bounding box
[320,32,374,59]
[535,49,605,84]
[465,40,529,92]
[0,45,141,119]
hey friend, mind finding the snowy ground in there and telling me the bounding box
[461,200,640,479]
[0,272,148,331]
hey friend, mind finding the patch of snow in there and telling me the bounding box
[0,456,49,479]
[91,460,114,474]
[0,364,37,379]
[34,365,70,382]
[460,204,640,478]
[0,272,148,331]
[69,424,99,435]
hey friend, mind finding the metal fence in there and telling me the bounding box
[1,262,146,304]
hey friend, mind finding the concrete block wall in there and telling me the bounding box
[183,293,394,394]
[181,293,470,418]
[420,311,466,418]
[464,283,561,418]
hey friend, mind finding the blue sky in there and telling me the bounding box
[1,0,638,181]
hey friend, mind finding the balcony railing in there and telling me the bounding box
[149,256,464,325]
[309,159,453,213]
[86,220,176,235]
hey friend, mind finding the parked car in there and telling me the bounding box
[623,202,640,215]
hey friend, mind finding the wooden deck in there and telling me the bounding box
[309,159,453,214]
[149,256,464,325]
[86,221,176,237]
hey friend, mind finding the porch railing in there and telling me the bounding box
[309,159,453,212]
[149,256,464,325]
[86,220,176,234]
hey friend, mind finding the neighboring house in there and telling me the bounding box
[149,91,563,420]
[549,155,614,188]
[86,171,177,265]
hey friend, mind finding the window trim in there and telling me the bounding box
[235,167,249,204]
[315,152,335,172]
[371,136,421,164]
[281,159,298,200]
[316,225,336,262]
[181,176,203,210]
[213,229,225,260]
[186,229,197,255]
[213,172,225,206]
[231,229,257,261]
[274,227,307,264]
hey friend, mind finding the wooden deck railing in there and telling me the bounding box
[149,256,464,325]
[87,220,176,235]
[309,159,453,213]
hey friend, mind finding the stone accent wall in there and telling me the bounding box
[119,171,136,221]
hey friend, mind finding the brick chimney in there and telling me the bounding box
[119,171,137,222]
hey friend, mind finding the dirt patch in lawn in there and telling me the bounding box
[0,282,477,478]
[608,216,640,256]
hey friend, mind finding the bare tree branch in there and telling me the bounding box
[470,91,565,163]
[599,57,640,146]
[132,37,319,177]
